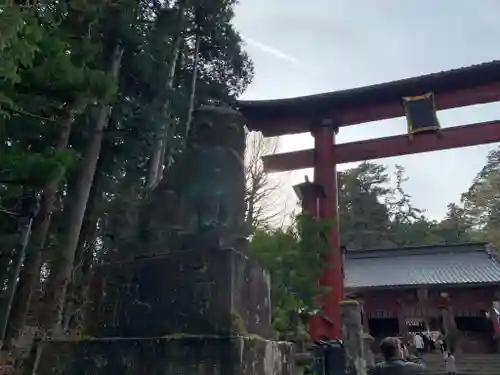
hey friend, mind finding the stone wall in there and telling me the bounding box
[31,245,295,375]
[87,248,272,339]
[33,336,294,375]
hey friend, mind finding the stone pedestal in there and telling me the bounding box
[87,248,272,339]
[33,336,294,375]
[31,247,294,375]
[340,300,368,375]
[362,332,375,370]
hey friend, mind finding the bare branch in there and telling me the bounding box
[244,131,284,230]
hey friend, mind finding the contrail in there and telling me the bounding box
[241,34,317,74]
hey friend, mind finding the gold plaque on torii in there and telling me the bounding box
[403,92,441,135]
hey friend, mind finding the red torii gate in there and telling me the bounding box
[238,61,500,341]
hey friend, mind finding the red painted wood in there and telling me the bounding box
[247,82,500,136]
[263,120,500,172]
[313,126,343,340]
[339,83,500,128]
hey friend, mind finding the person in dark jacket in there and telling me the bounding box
[370,337,426,375]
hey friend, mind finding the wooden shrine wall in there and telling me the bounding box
[357,286,496,319]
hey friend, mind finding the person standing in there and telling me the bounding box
[428,331,437,352]
[413,333,425,357]
[444,351,456,375]
[423,330,432,352]
[437,331,446,354]
[437,337,444,354]
[369,337,426,375]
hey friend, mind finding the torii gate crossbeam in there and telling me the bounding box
[262,120,500,172]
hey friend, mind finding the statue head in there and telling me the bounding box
[190,105,246,153]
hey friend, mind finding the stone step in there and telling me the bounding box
[424,355,500,362]
[426,361,500,366]
[427,361,500,367]
[424,359,500,365]
[427,370,500,374]
[427,372,499,374]
[423,354,500,375]
[428,367,500,372]
[425,367,500,374]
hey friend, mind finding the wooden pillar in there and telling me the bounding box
[441,308,451,332]
[313,120,343,340]
[397,312,407,337]
[439,292,461,353]
[448,306,457,329]
[396,298,408,337]
[439,292,456,332]
[417,288,430,330]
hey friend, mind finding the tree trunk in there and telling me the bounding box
[0,206,20,288]
[184,32,200,138]
[146,6,184,190]
[4,109,76,347]
[66,220,97,331]
[40,45,123,334]
[0,247,14,290]
[62,179,100,331]
[0,191,39,348]
[146,40,181,189]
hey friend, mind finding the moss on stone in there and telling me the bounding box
[245,333,268,342]
[162,333,196,339]
[230,310,248,336]
[34,335,296,375]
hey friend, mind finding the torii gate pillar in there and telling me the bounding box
[293,121,343,341]
[313,121,343,340]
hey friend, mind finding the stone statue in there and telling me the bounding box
[134,105,247,254]
[183,106,247,246]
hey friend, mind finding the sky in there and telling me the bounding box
[233,0,500,220]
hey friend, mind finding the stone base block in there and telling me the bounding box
[87,248,272,339]
[340,300,367,375]
[362,332,375,369]
[32,336,295,375]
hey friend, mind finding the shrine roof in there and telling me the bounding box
[238,60,500,136]
[344,242,500,290]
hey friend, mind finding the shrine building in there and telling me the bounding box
[344,241,500,353]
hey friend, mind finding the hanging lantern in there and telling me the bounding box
[403,92,441,135]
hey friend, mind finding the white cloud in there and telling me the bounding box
[240,34,320,76]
